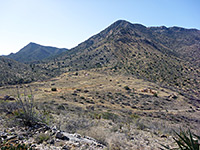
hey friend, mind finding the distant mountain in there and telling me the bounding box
[6,42,68,62]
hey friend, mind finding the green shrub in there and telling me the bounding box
[130,114,139,119]
[101,112,118,121]
[124,86,130,91]
[51,88,57,91]
[154,92,158,97]
[36,133,50,144]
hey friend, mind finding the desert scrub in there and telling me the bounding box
[57,105,66,110]
[35,133,50,144]
[101,112,119,121]
[135,119,147,130]
[51,87,57,91]
[124,86,130,91]
[153,92,158,97]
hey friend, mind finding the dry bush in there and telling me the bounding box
[107,133,129,150]
[0,86,46,127]
[78,126,110,146]
[63,114,96,133]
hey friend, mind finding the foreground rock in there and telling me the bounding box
[0,124,105,150]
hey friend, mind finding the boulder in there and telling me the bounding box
[56,132,70,141]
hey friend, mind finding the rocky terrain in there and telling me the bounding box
[0,123,105,150]
[0,70,199,149]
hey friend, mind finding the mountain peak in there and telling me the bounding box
[27,42,42,47]
[108,20,147,32]
[28,42,38,45]
[113,20,131,25]
[109,20,133,28]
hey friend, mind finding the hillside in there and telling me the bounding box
[0,56,58,86]
[0,56,32,86]
[148,26,200,67]
[6,42,67,63]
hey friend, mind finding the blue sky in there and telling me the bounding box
[0,0,199,55]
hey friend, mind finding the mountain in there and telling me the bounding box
[1,20,200,98]
[43,20,199,94]
[58,20,200,68]
[6,42,68,63]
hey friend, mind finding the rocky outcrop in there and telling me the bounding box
[0,124,105,150]
[0,95,15,101]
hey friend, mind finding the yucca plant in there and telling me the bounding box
[161,129,200,150]
[15,86,36,126]
[15,86,46,127]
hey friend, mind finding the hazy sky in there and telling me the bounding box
[0,0,199,55]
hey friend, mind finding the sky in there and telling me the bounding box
[0,0,200,55]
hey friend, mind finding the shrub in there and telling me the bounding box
[80,96,85,99]
[57,105,66,110]
[84,90,89,93]
[35,133,50,144]
[51,88,57,91]
[154,92,158,97]
[101,112,118,121]
[135,119,147,130]
[124,86,130,91]
[65,117,93,133]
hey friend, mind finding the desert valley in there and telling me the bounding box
[0,20,200,149]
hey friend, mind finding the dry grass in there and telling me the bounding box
[0,70,200,149]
